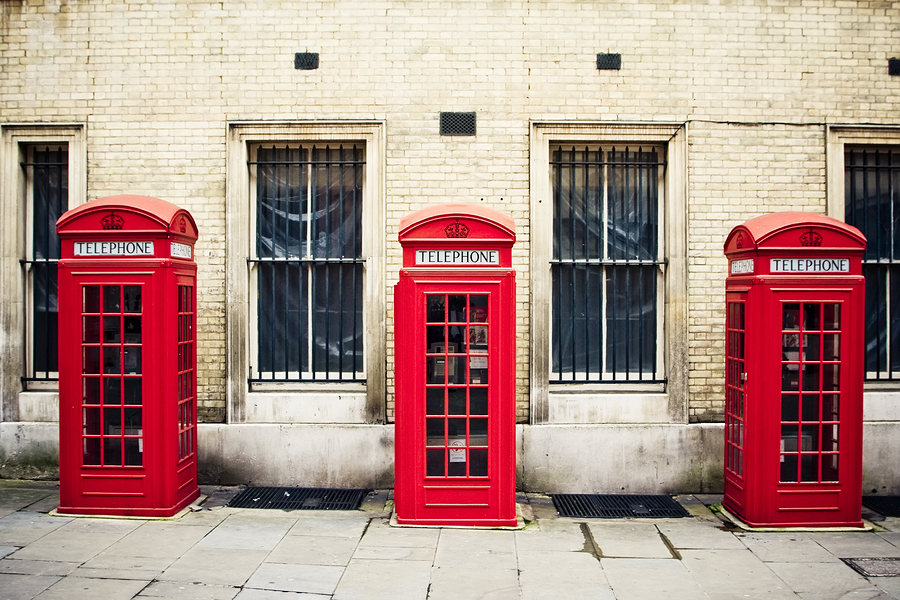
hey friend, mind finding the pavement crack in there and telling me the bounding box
[578,522,603,562]
[657,527,682,560]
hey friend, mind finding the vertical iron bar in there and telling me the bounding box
[552,147,561,380]
[353,148,361,375]
[324,148,332,380]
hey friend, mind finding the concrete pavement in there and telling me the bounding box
[0,480,899,599]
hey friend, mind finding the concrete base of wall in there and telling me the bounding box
[2,421,899,495]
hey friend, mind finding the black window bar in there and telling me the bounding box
[248,144,365,384]
[845,147,900,381]
[21,147,68,384]
[550,145,666,383]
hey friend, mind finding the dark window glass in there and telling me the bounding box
[551,145,663,382]
[28,146,68,380]
[845,148,900,379]
[254,144,365,381]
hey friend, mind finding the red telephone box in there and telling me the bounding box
[722,212,866,528]
[394,204,517,527]
[56,195,200,517]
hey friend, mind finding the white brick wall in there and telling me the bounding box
[2,0,898,424]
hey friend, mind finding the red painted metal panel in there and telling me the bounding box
[56,196,199,517]
[723,212,865,528]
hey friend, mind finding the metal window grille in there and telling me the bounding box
[550,145,665,382]
[249,144,365,383]
[845,147,900,380]
[22,146,68,383]
[440,112,476,136]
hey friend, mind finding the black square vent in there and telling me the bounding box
[294,52,319,70]
[890,58,900,76]
[597,53,622,70]
[440,112,477,136]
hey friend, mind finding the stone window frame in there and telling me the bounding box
[0,124,86,421]
[225,122,386,424]
[529,122,688,425]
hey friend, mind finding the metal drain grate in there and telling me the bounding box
[552,494,690,518]
[842,557,900,577]
[228,487,370,511]
[862,496,900,518]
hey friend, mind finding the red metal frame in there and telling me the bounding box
[57,195,199,517]
[723,212,866,528]
[395,204,516,526]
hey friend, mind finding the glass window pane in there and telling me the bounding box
[781,394,799,422]
[470,388,488,415]
[123,286,142,313]
[83,286,100,313]
[780,454,798,482]
[448,388,466,415]
[803,303,820,330]
[469,448,488,477]
[103,286,120,313]
[83,316,100,343]
[783,304,800,330]
[426,448,444,477]
[800,454,819,482]
[426,388,444,415]
[427,295,445,323]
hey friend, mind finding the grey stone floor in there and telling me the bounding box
[1,480,899,599]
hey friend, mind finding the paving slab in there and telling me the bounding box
[286,514,370,539]
[737,531,843,563]
[245,562,344,595]
[680,548,801,600]
[518,551,614,599]
[159,548,269,587]
[0,544,17,558]
[104,521,213,558]
[236,590,330,599]
[266,533,361,566]
[75,552,175,579]
[0,481,59,515]
[9,518,142,563]
[809,532,900,558]
[433,528,517,569]
[601,557,709,600]
[515,520,585,553]
[0,572,60,599]
[0,512,71,545]
[765,560,884,600]
[332,559,432,600]
[657,519,746,550]
[137,581,241,599]
[356,522,439,549]
[870,577,900,599]
[351,545,435,561]
[196,513,296,551]
[32,575,150,599]
[428,564,519,600]
[587,521,673,558]
[0,558,79,576]
[878,532,900,549]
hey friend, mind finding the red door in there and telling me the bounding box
[396,279,516,526]
[765,289,862,526]
[59,273,154,509]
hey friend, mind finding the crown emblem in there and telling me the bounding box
[735,232,744,249]
[100,213,125,230]
[799,229,823,247]
[179,216,187,233]
[444,220,470,238]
